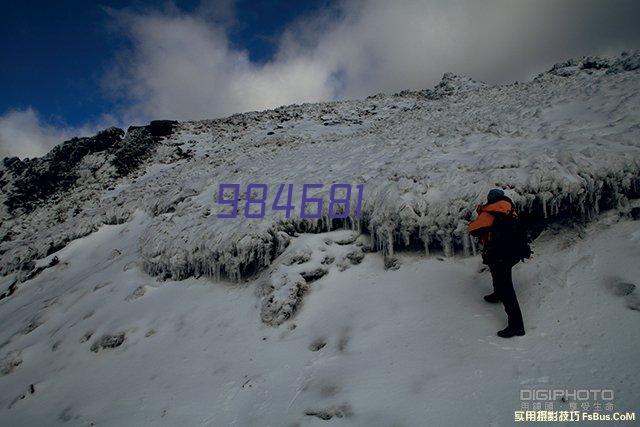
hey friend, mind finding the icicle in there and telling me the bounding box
[442,235,453,258]
[462,231,471,257]
[470,234,477,256]
[387,229,394,257]
[420,228,430,256]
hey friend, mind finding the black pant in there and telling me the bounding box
[489,262,524,330]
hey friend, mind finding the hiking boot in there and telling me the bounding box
[483,293,501,303]
[497,326,525,338]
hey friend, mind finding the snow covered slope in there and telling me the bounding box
[1,52,639,288]
[1,209,639,426]
[0,51,639,425]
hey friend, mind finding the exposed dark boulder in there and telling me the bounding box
[90,332,126,352]
[2,127,124,213]
[0,119,179,214]
[110,127,157,176]
[3,156,26,173]
[148,120,178,138]
[550,51,640,77]
[110,120,178,176]
[581,56,611,70]
[49,127,124,165]
[607,51,640,73]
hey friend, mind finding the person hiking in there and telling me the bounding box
[468,189,529,338]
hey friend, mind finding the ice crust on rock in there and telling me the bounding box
[548,50,640,77]
[422,72,488,99]
[259,230,363,326]
[0,350,22,376]
[1,51,639,285]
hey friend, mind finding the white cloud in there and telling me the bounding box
[3,0,639,159]
[105,0,640,122]
[105,10,333,121]
[0,108,115,160]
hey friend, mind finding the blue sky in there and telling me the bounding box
[1,0,639,158]
[0,0,333,128]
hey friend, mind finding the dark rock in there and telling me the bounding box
[612,282,636,297]
[80,330,93,343]
[630,207,640,220]
[308,338,326,351]
[125,286,146,301]
[421,72,487,99]
[607,51,640,74]
[260,277,309,326]
[547,52,640,77]
[109,121,177,176]
[148,120,178,138]
[300,268,328,282]
[346,249,365,264]
[333,233,358,245]
[110,127,157,176]
[385,256,400,270]
[2,127,124,213]
[283,251,311,266]
[172,146,192,160]
[90,332,126,352]
[19,260,35,271]
[321,255,335,265]
[0,350,22,376]
[3,156,24,172]
[305,404,352,420]
[23,265,46,282]
[581,56,611,70]
[126,125,146,133]
[0,281,18,301]
[22,316,44,334]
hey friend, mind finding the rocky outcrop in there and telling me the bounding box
[1,120,179,214]
[548,50,640,77]
[1,127,124,213]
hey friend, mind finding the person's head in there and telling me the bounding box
[487,188,505,204]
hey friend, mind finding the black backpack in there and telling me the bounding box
[491,211,532,263]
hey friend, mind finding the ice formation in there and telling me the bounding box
[258,230,365,326]
[1,51,639,288]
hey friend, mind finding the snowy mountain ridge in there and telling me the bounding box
[1,51,639,289]
[1,51,640,427]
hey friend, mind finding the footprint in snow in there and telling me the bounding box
[125,285,147,301]
[308,338,327,351]
[605,279,640,311]
[8,383,36,409]
[607,280,636,296]
[626,294,640,311]
[0,350,23,376]
[337,329,350,352]
[22,315,45,335]
[93,281,112,292]
[90,332,126,353]
[304,403,352,420]
[80,330,94,343]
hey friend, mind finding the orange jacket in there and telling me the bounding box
[468,200,515,244]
